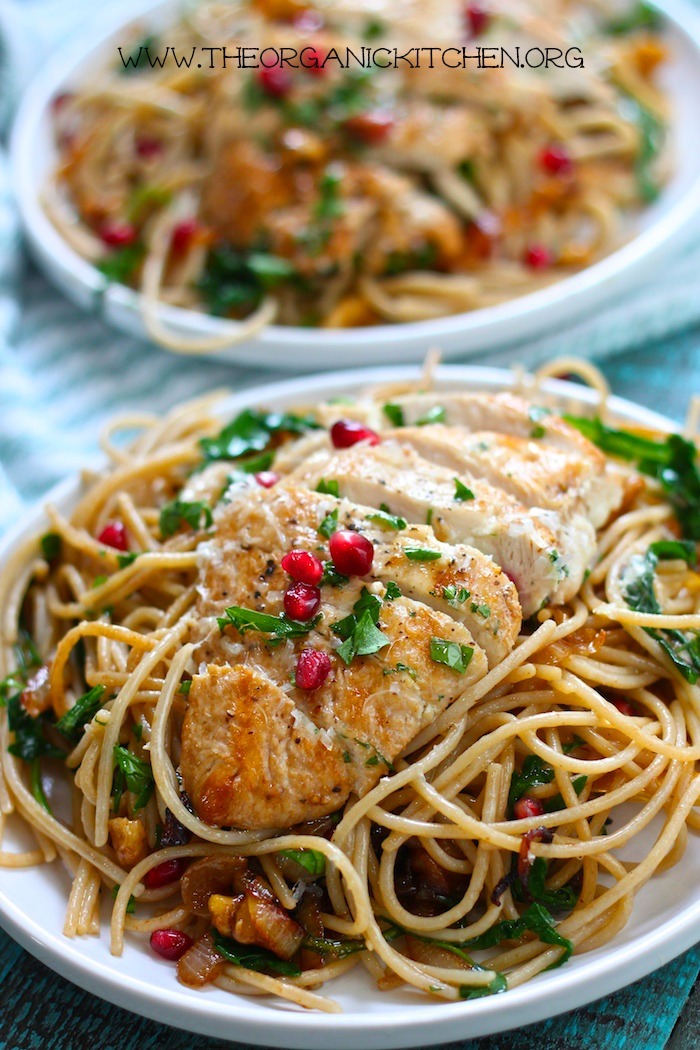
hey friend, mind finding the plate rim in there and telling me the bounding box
[9,0,700,366]
[0,362,698,1048]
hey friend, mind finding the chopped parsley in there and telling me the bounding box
[116,551,140,569]
[198,245,297,316]
[332,588,389,665]
[383,403,405,427]
[470,602,491,618]
[159,499,213,538]
[442,585,471,606]
[429,638,474,673]
[40,533,61,563]
[383,662,417,680]
[404,546,442,562]
[384,581,402,600]
[318,507,339,538]
[454,478,475,502]
[218,606,321,640]
[316,478,340,497]
[367,505,407,531]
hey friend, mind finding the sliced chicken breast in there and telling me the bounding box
[390,425,622,530]
[183,484,491,827]
[292,442,578,615]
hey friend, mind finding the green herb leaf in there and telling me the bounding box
[336,609,389,665]
[112,746,154,811]
[383,403,405,427]
[198,246,298,317]
[200,408,319,466]
[367,505,407,531]
[383,662,417,680]
[442,585,471,607]
[302,934,366,958]
[404,547,442,562]
[461,902,573,966]
[40,533,61,563]
[278,848,325,877]
[30,758,52,814]
[97,243,146,285]
[218,606,321,640]
[384,581,402,601]
[320,560,349,588]
[116,551,140,569]
[111,885,136,913]
[159,499,212,538]
[55,685,107,741]
[648,539,697,566]
[622,546,700,684]
[213,932,302,976]
[318,507,339,539]
[454,478,475,502]
[608,1,661,35]
[429,638,474,673]
[508,755,555,810]
[459,973,508,999]
[564,416,700,540]
[7,696,63,762]
[316,479,340,497]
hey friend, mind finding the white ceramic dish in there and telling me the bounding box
[10,0,700,371]
[0,364,698,1047]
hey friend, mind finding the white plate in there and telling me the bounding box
[9,0,700,371]
[0,364,698,1048]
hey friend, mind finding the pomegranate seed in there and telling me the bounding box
[281,549,324,585]
[136,136,163,159]
[294,10,324,32]
[330,419,381,449]
[466,4,490,37]
[97,521,129,551]
[329,530,374,576]
[255,470,280,488]
[343,111,395,145]
[257,64,292,98]
[540,144,573,176]
[51,91,74,114]
[303,46,327,75]
[612,698,637,717]
[171,219,199,256]
[284,582,322,621]
[514,796,545,820]
[295,648,332,690]
[100,222,138,248]
[150,928,193,961]
[142,857,188,889]
[524,244,552,270]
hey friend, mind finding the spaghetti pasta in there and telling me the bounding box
[47,0,671,351]
[1,360,699,1011]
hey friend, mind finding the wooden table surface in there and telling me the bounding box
[1,338,699,1049]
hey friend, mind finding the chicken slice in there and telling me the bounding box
[194,482,520,665]
[184,584,486,829]
[391,425,622,529]
[291,443,575,615]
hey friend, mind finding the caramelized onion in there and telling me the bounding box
[180,855,248,917]
[176,931,224,987]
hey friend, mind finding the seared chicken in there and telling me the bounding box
[181,482,519,829]
[180,388,623,832]
[292,441,584,616]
